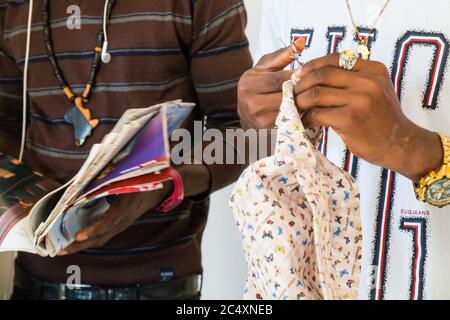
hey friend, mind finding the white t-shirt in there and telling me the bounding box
[256,0,450,300]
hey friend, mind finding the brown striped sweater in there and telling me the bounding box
[0,0,252,286]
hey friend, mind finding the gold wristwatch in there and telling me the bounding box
[414,133,450,208]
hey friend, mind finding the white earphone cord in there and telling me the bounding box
[19,0,111,162]
[103,0,109,43]
[101,0,111,63]
[19,0,34,162]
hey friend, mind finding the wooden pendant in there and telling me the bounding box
[64,97,99,146]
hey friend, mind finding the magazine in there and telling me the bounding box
[0,100,194,257]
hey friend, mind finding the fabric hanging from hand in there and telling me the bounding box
[229,79,362,300]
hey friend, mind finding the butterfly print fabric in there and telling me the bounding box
[229,80,362,300]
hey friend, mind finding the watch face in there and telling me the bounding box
[425,178,450,207]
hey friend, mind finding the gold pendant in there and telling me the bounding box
[357,37,371,60]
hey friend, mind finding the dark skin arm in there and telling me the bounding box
[238,46,443,183]
[59,163,210,255]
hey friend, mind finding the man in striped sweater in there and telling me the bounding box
[0,0,252,300]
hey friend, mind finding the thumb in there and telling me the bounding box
[255,38,305,71]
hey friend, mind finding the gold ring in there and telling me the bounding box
[339,50,358,71]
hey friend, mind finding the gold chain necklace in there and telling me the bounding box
[344,0,391,60]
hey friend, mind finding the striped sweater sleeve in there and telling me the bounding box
[189,0,253,192]
[0,3,23,157]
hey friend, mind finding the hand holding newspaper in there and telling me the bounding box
[0,101,194,257]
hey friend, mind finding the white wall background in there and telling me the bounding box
[201,0,262,300]
[0,0,263,300]
[0,253,14,299]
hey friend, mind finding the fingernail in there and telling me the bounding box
[76,233,88,242]
[58,250,68,256]
[293,38,305,50]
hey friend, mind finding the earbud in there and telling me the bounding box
[101,0,111,64]
[101,40,111,64]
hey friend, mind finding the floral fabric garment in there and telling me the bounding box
[229,80,362,300]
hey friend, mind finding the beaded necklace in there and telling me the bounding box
[42,0,117,146]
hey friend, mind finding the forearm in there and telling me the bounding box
[389,120,443,182]
[177,139,243,195]
[176,162,211,197]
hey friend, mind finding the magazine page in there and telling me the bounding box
[82,109,169,195]
[32,145,104,248]
[86,183,164,201]
[166,102,195,135]
[52,103,167,212]
[44,197,112,257]
[0,218,36,253]
[84,167,175,201]
[79,102,195,201]
[57,107,160,205]
[35,102,160,242]
[30,181,74,256]
[0,153,59,252]
[33,103,169,251]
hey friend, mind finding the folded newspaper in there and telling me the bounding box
[0,100,194,257]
